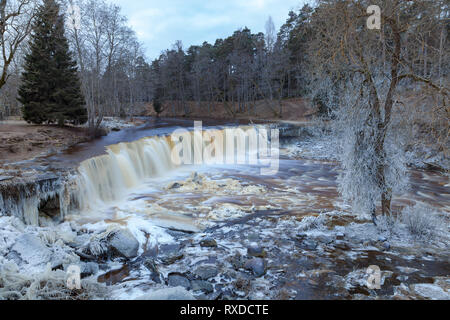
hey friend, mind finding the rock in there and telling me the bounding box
[108,229,139,258]
[382,242,391,251]
[0,176,14,182]
[168,274,191,290]
[168,182,182,189]
[229,253,245,270]
[136,287,196,300]
[244,258,266,277]
[191,280,214,294]
[411,283,450,300]
[247,244,266,258]
[159,244,184,265]
[378,236,387,242]
[200,238,217,248]
[80,262,99,278]
[194,265,219,280]
[9,234,52,268]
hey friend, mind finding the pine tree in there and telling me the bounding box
[18,0,87,125]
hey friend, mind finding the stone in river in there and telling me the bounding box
[244,258,266,277]
[200,238,217,248]
[247,244,266,258]
[194,265,219,280]
[9,234,52,268]
[108,229,139,259]
[191,280,214,294]
[168,274,191,290]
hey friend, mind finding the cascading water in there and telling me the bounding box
[72,136,175,211]
[70,126,272,213]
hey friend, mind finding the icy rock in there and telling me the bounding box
[168,274,191,290]
[378,236,388,242]
[136,287,196,300]
[108,229,139,258]
[200,238,217,248]
[229,253,245,270]
[159,243,184,264]
[9,234,51,268]
[411,283,450,300]
[382,242,391,251]
[80,262,99,278]
[191,280,214,294]
[247,244,266,258]
[194,265,219,280]
[244,258,266,277]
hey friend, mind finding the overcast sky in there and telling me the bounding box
[108,0,307,60]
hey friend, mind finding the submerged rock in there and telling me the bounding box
[136,287,196,300]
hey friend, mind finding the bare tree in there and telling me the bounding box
[0,0,36,90]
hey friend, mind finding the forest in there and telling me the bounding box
[0,1,446,124]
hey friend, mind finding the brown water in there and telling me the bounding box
[28,117,449,299]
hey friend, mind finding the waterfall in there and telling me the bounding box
[72,136,175,211]
[71,125,271,212]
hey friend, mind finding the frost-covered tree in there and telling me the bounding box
[308,0,449,224]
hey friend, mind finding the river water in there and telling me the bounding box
[2,118,449,300]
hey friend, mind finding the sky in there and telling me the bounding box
[108,0,307,60]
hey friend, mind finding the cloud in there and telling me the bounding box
[108,0,305,59]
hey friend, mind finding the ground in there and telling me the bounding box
[0,118,147,165]
[0,120,90,164]
[145,98,315,122]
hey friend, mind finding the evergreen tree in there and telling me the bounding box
[18,0,87,125]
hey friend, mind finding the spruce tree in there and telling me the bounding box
[18,0,87,125]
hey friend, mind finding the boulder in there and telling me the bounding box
[191,280,213,294]
[244,258,266,277]
[108,229,139,259]
[200,238,217,248]
[168,274,191,290]
[9,234,51,268]
[194,265,219,280]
